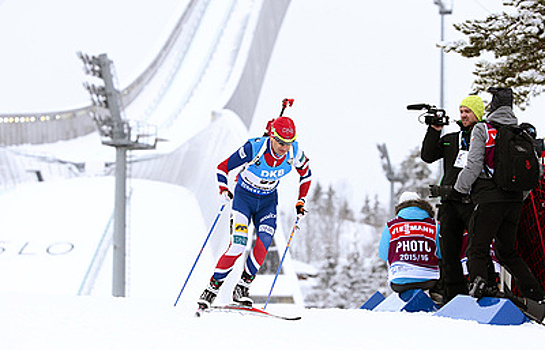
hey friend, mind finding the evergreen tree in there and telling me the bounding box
[371,195,388,227]
[339,198,354,222]
[360,195,388,228]
[324,185,341,258]
[396,147,437,201]
[309,181,324,210]
[301,182,325,262]
[296,182,345,263]
[363,246,390,298]
[442,0,545,108]
[288,179,392,308]
[360,195,375,227]
[305,247,338,308]
[308,238,390,308]
[333,250,371,309]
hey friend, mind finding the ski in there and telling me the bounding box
[199,304,301,321]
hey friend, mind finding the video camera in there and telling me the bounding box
[407,103,449,127]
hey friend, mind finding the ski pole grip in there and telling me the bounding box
[279,98,294,116]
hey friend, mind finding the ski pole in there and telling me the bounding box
[263,216,301,310]
[173,203,226,307]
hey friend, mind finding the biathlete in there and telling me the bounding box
[197,115,312,309]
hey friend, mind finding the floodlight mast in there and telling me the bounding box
[79,52,157,297]
[434,0,453,109]
[97,55,123,134]
[377,143,404,217]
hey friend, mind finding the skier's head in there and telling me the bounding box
[460,95,484,125]
[269,116,296,157]
[487,87,513,113]
[395,191,435,218]
[271,116,296,144]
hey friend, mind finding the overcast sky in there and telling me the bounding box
[252,0,545,207]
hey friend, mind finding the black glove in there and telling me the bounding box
[429,185,470,203]
[429,185,453,198]
[295,199,307,217]
[450,188,467,202]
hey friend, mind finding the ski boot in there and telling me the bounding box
[468,276,502,299]
[233,271,255,307]
[197,278,223,310]
[468,276,487,298]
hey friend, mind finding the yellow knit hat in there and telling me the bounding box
[460,95,485,121]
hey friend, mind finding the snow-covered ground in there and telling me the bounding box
[1,172,544,349]
[2,292,545,349]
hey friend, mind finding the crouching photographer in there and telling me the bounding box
[416,95,484,303]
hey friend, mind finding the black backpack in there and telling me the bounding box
[489,122,540,191]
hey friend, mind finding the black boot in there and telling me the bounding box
[468,276,487,298]
[233,271,255,307]
[198,278,223,309]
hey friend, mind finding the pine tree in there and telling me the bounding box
[371,195,388,227]
[396,147,437,201]
[305,247,339,308]
[309,181,324,209]
[442,0,545,108]
[360,195,374,226]
[360,195,388,228]
[339,198,354,222]
[363,246,390,298]
[308,237,390,309]
[333,250,372,309]
[288,179,392,308]
[302,182,325,262]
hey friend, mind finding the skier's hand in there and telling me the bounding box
[220,189,233,205]
[295,199,307,218]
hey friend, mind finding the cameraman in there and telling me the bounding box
[420,95,484,303]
